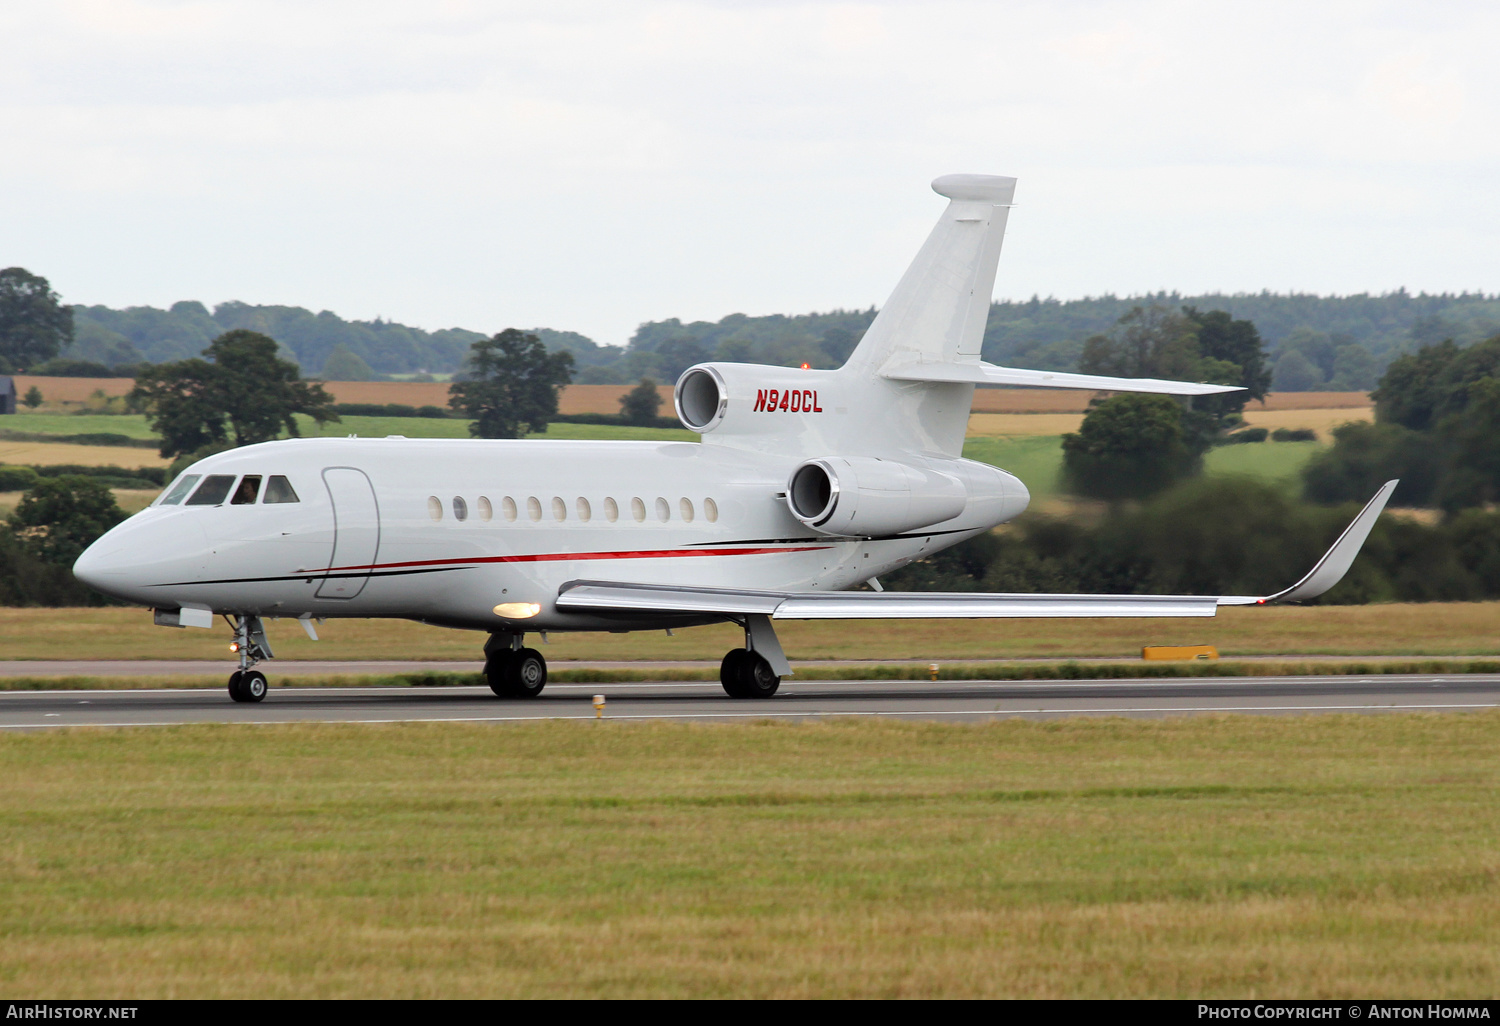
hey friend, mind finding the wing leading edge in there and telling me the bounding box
[556,482,1398,620]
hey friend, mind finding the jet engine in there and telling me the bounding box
[785,457,968,537]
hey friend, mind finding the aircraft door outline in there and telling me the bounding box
[317,467,381,599]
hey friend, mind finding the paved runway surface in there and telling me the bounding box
[3,674,1500,729]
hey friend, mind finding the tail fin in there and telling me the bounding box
[844,175,1016,374]
[829,175,1015,458]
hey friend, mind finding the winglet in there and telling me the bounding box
[1218,480,1398,606]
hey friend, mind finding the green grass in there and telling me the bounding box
[9,603,1500,662]
[962,435,1321,503]
[1,714,1496,997]
[293,415,696,442]
[1205,439,1320,483]
[6,412,157,439]
[961,435,1066,501]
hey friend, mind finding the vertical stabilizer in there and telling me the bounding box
[832,174,1015,458]
[844,174,1016,375]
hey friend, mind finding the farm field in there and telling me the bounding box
[0,714,1495,998]
[4,602,1498,662]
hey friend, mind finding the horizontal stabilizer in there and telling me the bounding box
[883,361,1245,397]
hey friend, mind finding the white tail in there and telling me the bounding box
[844,174,1017,375]
[680,174,1241,461]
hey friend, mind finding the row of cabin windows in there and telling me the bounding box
[158,473,301,507]
[428,495,719,525]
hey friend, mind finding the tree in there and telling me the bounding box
[1061,393,1203,500]
[448,329,575,439]
[619,378,663,425]
[129,329,339,458]
[1079,305,1267,417]
[10,476,125,567]
[21,386,42,409]
[1273,349,1323,392]
[0,268,72,373]
[320,343,376,381]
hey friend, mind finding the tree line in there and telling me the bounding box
[12,262,1495,392]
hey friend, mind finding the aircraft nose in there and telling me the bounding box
[73,513,209,601]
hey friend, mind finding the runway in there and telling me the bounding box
[3,673,1499,729]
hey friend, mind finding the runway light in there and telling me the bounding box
[593,695,605,719]
[929,662,939,681]
[493,602,542,619]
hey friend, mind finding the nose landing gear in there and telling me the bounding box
[226,614,274,703]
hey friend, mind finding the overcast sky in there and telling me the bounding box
[3,1,1496,347]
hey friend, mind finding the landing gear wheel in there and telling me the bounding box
[729,650,780,699]
[720,648,750,698]
[487,648,547,698]
[484,651,514,698]
[241,670,268,702]
[228,669,267,703]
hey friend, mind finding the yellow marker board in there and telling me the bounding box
[1142,645,1219,661]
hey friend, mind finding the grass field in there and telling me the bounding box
[0,714,1495,997]
[4,602,1499,663]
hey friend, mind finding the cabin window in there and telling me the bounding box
[453,496,468,521]
[231,476,262,505]
[679,498,694,522]
[502,497,518,522]
[477,496,493,522]
[526,496,543,522]
[655,497,670,523]
[551,496,567,521]
[704,497,718,523]
[630,497,646,522]
[427,496,443,521]
[158,474,201,506]
[603,497,619,522]
[576,497,592,522]
[263,476,299,504]
[186,475,237,506]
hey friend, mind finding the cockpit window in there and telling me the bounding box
[231,475,262,505]
[185,475,237,506]
[263,476,300,504]
[158,474,202,506]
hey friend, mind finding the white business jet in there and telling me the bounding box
[73,174,1395,703]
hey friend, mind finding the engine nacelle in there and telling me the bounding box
[675,362,839,440]
[786,457,968,537]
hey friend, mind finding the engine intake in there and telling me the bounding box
[786,457,967,537]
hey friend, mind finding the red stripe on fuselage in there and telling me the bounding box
[324,545,834,575]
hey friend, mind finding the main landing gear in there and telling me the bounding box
[719,614,791,699]
[226,614,274,703]
[485,632,547,698]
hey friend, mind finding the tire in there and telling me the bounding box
[227,670,246,702]
[507,648,547,698]
[485,651,514,697]
[720,648,749,698]
[734,651,780,699]
[241,670,268,703]
[489,648,547,698]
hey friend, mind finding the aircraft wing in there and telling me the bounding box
[882,360,1245,397]
[556,481,1397,620]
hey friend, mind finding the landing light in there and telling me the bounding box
[493,602,542,619]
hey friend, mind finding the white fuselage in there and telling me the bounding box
[75,435,1030,633]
